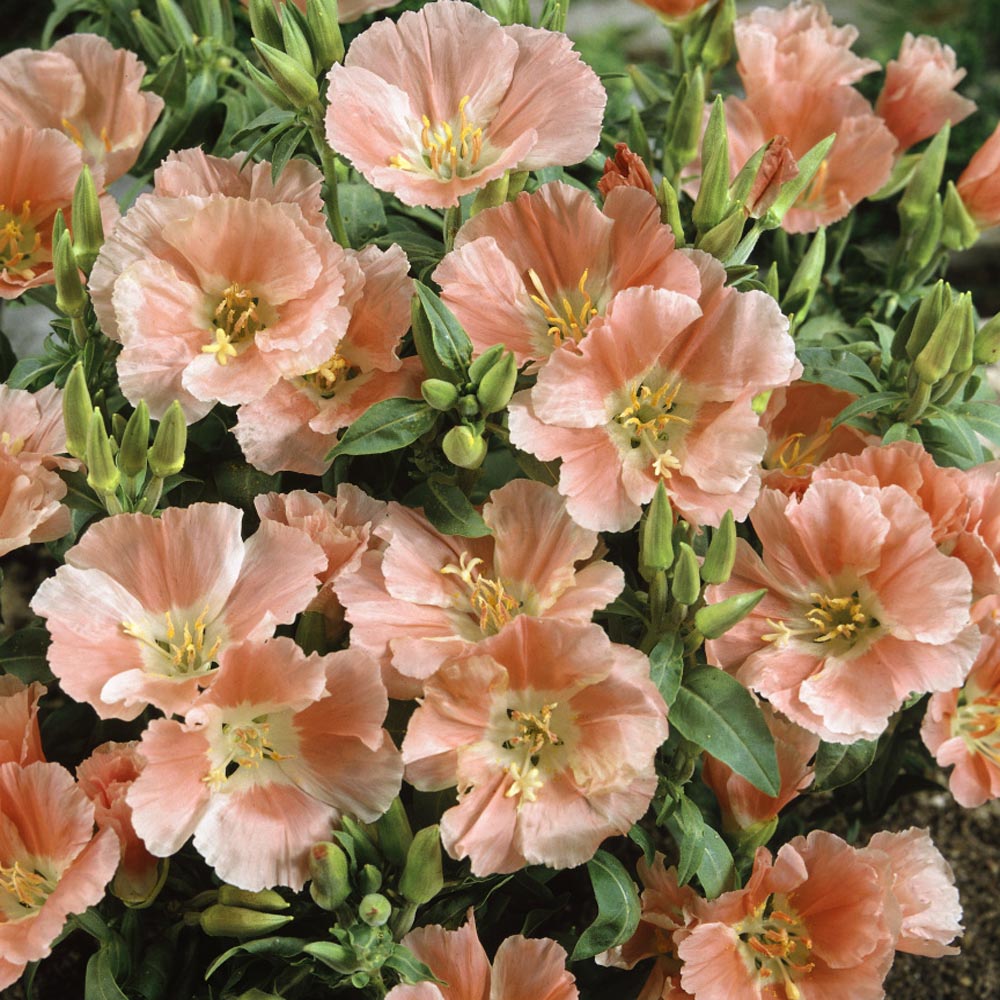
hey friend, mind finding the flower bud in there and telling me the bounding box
[948,292,976,375]
[305,0,344,71]
[914,294,970,385]
[421,378,460,412]
[358,864,382,896]
[155,0,196,52]
[639,481,674,582]
[340,816,381,868]
[86,409,120,497]
[700,510,736,585]
[670,542,701,606]
[781,227,826,321]
[599,143,656,200]
[358,893,391,927]
[248,0,283,46]
[118,400,150,480]
[471,173,511,217]
[694,588,767,640]
[627,107,651,167]
[696,208,745,260]
[54,230,87,320]
[199,904,293,938]
[692,96,731,233]
[657,178,685,245]
[130,10,172,61]
[280,4,315,76]
[71,166,104,273]
[399,825,443,905]
[904,280,950,360]
[898,122,949,237]
[63,363,93,461]
[217,885,290,912]
[744,137,799,220]
[476,351,518,414]
[701,0,735,72]
[251,39,319,109]
[904,192,943,275]
[761,134,836,230]
[942,180,980,252]
[442,425,487,470]
[974,313,1000,365]
[244,61,296,111]
[374,798,413,868]
[468,344,506,385]
[303,941,358,974]
[147,401,187,478]
[666,68,705,175]
[308,841,352,911]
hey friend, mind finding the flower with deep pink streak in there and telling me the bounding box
[677,830,897,1000]
[0,35,163,183]
[324,0,607,208]
[508,253,799,532]
[127,639,403,891]
[0,676,45,767]
[31,502,326,720]
[336,479,625,698]
[434,182,701,366]
[386,909,577,1000]
[875,33,976,154]
[0,762,120,991]
[957,123,1000,231]
[706,479,979,743]
[402,616,668,875]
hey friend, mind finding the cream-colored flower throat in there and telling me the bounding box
[441,552,522,636]
[121,607,223,677]
[0,201,43,278]
[202,283,266,366]
[391,94,484,180]
[0,858,56,919]
[737,894,815,1000]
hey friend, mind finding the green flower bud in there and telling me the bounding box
[476,351,517,414]
[442,425,487,470]
[898,123,949,237]
[914,294,970,385]
[666,67,705,175]
[130,10,172,61]
[54,232,87,319]
[63,363,92,461]
[627,105,651,165]
[760,134,836,230]
[358,893,392,927]
[71,166,104,273]
[118,400,150,479]
[974,314,1000,365]
[252,39,319,109]
[701,0,735,72]
[155,0,196,52]
[280,4,315,76]
[187,0,226,42]
[904,281,950,360]
[374,797,413,868]
[468,344,506,385]
[248,0,283,46]
[217,885,290,912]
[695,208,745,261]
[700,510,736,585]
[244,61,296,111]
[657,177,685,246]
[51,209,68,251]
[199,904,292,938]
[639,481,674,582]
[904,192,943,275]
[470,173,510,217]
[781,228,826,321]
[308,841,351,911]
[306,0,344,70]
[359,864,382,896]
[948,292,976,375]
[295,609,327,655]
[86,409,120,497]
[694,588,766,639]
[399,825,443,905]
[147,401,187,478]
[692,96,731,233]
[456,395,479,419]
[941,180,980,252]
[764,262,780,301]
[340,816,381,868]
[670,542,701,606]
[421,378,460,411]
[890,298,921,361]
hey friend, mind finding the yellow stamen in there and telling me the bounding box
[0,201,42,277]
[441,552,521,635]
[391,94,484,180]
[203,283,264,366]
[204,718,295,788]
[300,351,357,398]
[766,423,834,477]
[955,694,1000,766]
[614,376,690,477]
[0,860,53,911]
[526,268,599,347]
[763,591,877,648]
[121,606,222,677]
[61,117,86,148]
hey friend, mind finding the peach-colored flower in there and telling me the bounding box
[234,244,420,475]
[921,626,1000,808]
[386,909,577,1000]
[876,34,976,154]
[863,828,962,958]
[956,123,1000,230]
[88,179,362,421]
[127,639,402,890]
[434,182,701,366]
[31,502,326,720]
[630,0,713,18]
[599,143,657,199]
[760,382,873,496]
[402,616,668,875]
[0,761,119,991]
[702,703,819,834]
[324,0,607,208]
[946,461,1000,604]
[706,479,979,743]
[0,676,45,767]
[336,479,625,697]
[77,742,160,905]
[0,384,75,471]
[677,830,896,1000]
[507,254,799,532]
[0,35,163,183]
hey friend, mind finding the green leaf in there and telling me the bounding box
[695,824,737,898]
[85,947,128,1000]
[414,282,473,384]
[147,49,188,109]
[663,793,706,885]
[570,849,641,961]
[204,937,307,980]
[384,944,445,986]
[670,665,780,797]
[0,628,53,684]
[957,400,1000,447]
[648,635,683,707]
[423,480,490,537]
[797,347,882,394]
[830,391,907,428]
[340,182,388,246]
[326,398,438,459]
[270,125,308,183]
[921,409,985,469]
[230,107,296,145]
[812,738,878,791]
[628,823,655,866]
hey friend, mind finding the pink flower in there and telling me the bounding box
[706,479,979,743]
[0,676,45,767]
[876,34,976,154]
[677,830,896,1000]
[0,762,119,991]
[702,703,819,834]
[31,502,326,720]
[324,0,607,208]
[434,182,701,366]
[127,639,402,890]
[507,254,799,532]
[336,479,625,697]
[0,384,75,471]
[863,828,962,958]
[234,243,420,475]
[77,742,161,905]
[957,123,1000,230]
[386,909,577,1000]
[401,616,668,875]
[946,461,1000,604]
[0,449,70,557]
[631,0,713,18]
[0,35,163,183]
[88,182,362,422]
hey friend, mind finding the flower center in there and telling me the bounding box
[205,717,295,788]
[762,591,880,649]
[0,859,55,917]
[300,351,360,398]
[390,94,484,181]
[121,607,223,678]
[737,895,814,1000]
[0,201,42,278]
[503,701,563,806]
[796,158,830,211]
[526,268,599,347]
[0,431,25,456]
[955,694,1000,766]
[765,424,834,477]
[202,283,265,367]
[60,117,113,156]
[441,552,521,636]
[615,377,690,478]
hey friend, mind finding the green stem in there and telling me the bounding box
[901,380,931,424]
[309,119,351,248]
[71,316,88,347]
[442,205,462,252]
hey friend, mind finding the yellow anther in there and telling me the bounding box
[393,94,484,180]
[204,283,264,365]
[201,328,238,366]
[527,268,599,347]
[0,860,52,911]
[121,606,222,677]
[504,761,543,804]
[766,423,834,477]
[441,552,521,635]
[301,352,356,397]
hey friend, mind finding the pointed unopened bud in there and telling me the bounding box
[244,61,295,110]
[358,864,382,896]
[399,825,443,905]
[761,134,836,230]
[905,192,943,275]
[899,123,949,236]
[696,208,745,260]
[305,0,344,70]
[657,178,685,245]
[468,344,505,385]
[63,362,92,461]
[51,209,68,250]
[308,841,351,911]
[71,166,104,273]
[671,542,701,606]
[941,180,980,252]
[627,106,651,165]
[639,482,674,582]
[147,401,187,478]
[374,798,413,868]
[217,886,290,913]
[199,904,292,938]
[280,5,315,75]
[700,510,736,585]
[252,39,318,108]
[155,0,196,52]
[666,68,705,175]
[54,232,87,319]
[692,97,731,233]
[421,378,459,411]
[974,314,1000,365]
[904,281,950,360]
[694,589,766,640]
[476,351,517,414]
[86,410,120,497]
[118,401,150,479]
[781,227,826,320]
[442,425,487,470]
[948,292,976,375]
[248,0,282,46]
[914,294,971,385]
[701,0,735,72]
[131,10,172,61]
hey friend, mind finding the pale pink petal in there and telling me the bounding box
[491,935,577,1000]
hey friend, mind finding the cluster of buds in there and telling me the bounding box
[478,0,569,32]
[63,363,187,515]
[131,0,235,66]
[190,885,293,938]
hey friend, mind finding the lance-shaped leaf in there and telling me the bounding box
[326,398,438,459]
[570,849,641,961]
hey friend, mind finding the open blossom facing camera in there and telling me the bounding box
[402,616,668,875]
[31,503,326,720]
[324,0,606,208]
[127,639,403,890]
